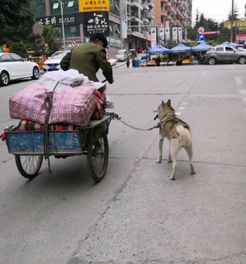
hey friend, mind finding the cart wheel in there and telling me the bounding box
[87,132,109,183]
[15,155,43,179]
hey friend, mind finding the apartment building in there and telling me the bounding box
[30,0,122,49]
[153,0,192,43]
[125,0,155,50]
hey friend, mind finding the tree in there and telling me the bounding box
[43,26,61,56]
[195,13,219,32]
[187,26,197,41]
[0,0,34,56]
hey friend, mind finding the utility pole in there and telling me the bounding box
[120,0,128,50]
[53,0,66,49]
[230,0,234,42]
[58,0,66,49]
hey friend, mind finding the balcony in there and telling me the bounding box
[145,11,154,20]
[142,18,150,24]
[130,16,143,23]
[127,0,143,10]
[145,0,155,8]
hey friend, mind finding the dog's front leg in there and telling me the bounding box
[156,136,164,163]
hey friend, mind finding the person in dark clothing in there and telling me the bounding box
[126,56,130,68]
[60,33,114,107]
[60,33,113,84]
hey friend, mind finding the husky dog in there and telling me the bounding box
[154,99,195,180]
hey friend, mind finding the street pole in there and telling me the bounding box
[120,0,128,50]
[230,0,234,42]
[58,0,66,49]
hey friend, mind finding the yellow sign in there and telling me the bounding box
[79,0,109,13]
[224,20,246,29]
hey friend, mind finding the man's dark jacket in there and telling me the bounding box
[60,42,113,83]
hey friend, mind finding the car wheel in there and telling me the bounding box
[32,67,40,80]
[208,57,216,65]
[0,71,10,86]
[238,56,246,64]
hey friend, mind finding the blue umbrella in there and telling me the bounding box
[170,43,192,53]
[145,44,170,55]
[192,41,213,52]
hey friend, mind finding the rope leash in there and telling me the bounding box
[107,112,159,131]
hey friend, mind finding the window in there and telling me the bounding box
[51,0,78,16]
[1,54,12,62]
[215,47,223,51]
[9,53,23,61]
[225,47,234,52]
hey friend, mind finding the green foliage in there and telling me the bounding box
[10,42,28,58]
[217,27,231,44]
[195,13,219,32]
[189,13,232,43]
[0,0,34,55]
[43,26,61,56]
[187,27,197,41]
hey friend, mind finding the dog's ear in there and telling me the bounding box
[167,99,171,106]
[154,114,158,120]
[161,100,165,106]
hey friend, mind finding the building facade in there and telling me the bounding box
[153,0,192,44]
[30,0,122,50]
[121,0,154,50]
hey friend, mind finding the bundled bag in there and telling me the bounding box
[9,83,48,124]
[9,83,97,126]
[49,85,96,126]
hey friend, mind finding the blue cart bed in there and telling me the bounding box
[5,114,113,183]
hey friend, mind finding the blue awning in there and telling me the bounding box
[192,41,213,52]
[170,43,192,53]
[145,45,170,55]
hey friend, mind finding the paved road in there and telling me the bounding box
[0,64,246,264]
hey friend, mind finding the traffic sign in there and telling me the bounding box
[198,26,205,34]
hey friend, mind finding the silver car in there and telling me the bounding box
[204,44,246,65]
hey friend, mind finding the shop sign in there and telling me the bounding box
[83,12,109,36]
[35,15,77,26]
[79,0,109,13]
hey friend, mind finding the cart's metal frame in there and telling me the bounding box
[5,114,113,183]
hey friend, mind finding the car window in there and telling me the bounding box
[9,53,24,61]
[50,52,67,59]
[215,47,223,52]
[0,54,13,62]
[225,47,234,52]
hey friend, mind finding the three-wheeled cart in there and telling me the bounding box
[5,113,113,183]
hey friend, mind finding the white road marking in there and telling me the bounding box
[177,106,185,111]
[235,76,243,87]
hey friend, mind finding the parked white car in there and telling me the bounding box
[0,52,40,86]
[43,51,68,72]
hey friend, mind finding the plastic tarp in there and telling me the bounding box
[192,41,213,52]
[170,43,192,53]
[145,45,170,55]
